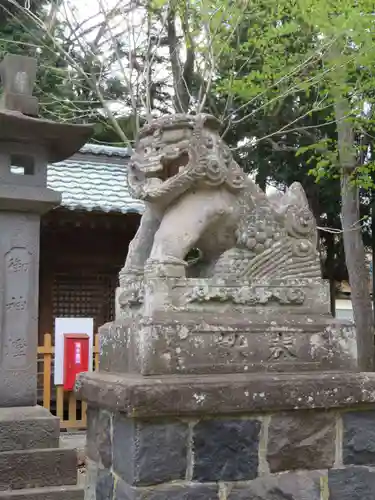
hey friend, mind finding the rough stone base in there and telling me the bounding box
[77,371,375,500]
[86,405,375,500]
[0,405,59,451]
[0,486,84,500]
[0,92,39,116]
[0,406,83,499]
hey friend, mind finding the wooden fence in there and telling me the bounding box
[38,332,99,430]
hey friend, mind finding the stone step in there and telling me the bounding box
[0,406,59,452]
[0,485,84,500]
[0,448,77,491]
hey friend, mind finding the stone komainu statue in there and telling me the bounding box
[100,112,357,377]
[78,116,372,500]
[119,113,321,305]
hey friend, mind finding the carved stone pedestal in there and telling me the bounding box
[77,371,375,500]
[100,309,358,376]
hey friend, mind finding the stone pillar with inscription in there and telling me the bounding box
[77,114,375,500]
[0,54,93,499]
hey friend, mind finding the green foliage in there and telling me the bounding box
[201,0,375,280]
[2,0,374,280]
[0,1,138,139]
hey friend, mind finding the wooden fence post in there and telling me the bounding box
[38,332,53,411]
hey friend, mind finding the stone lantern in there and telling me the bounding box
[0,54,93,498]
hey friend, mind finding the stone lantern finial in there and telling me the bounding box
[0,54,38,116]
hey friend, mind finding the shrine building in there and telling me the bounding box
[39,143,143,344]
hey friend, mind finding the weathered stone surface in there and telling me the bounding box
[0,54,93,163]
[0,54,39,116]
[0,406,59,451]
[113,414,188,486]
[0,213,40,406]
[77,114,374,499]
[267,411,336,472]
[0,448,77,491]
[114,480,218,500]
[102,112,364,375]
[99,310,357,376]
[193,419,260,481]
[95,469,114,500]
[343,411,375,465]
[329,466,375,500]
[0,53,91,500]
[227,470,324,499]
[86,406,112,468]
[119,114,322,307]
[76,371,375,417]
[0,185,62,214]
[84,459,100,500]
[0,54,93,407]
[0,485,84,500]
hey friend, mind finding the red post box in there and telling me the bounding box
[63,334,90,391]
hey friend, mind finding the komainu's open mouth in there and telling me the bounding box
[160,151,189,180]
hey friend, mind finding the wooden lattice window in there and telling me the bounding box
[52,270,116,331]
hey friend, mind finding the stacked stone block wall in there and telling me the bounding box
[86,405,375,500]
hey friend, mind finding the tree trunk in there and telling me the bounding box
[325,231,336,317]
[167,4,194,113]
[166,6,182,112]
[335,96,374,371]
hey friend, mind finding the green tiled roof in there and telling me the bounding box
[47,143,144,214]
